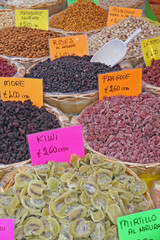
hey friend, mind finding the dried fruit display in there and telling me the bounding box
[49,0,108,32]
[0,57,17,77]
[88,16,160,60]
[78,93,160,164]
[0,27,62,58]
[26,56,121,93]
[0,153,151,240]
[0,100,60,165]
[143,59,160,87]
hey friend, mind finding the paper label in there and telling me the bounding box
[49,35,88,61]
[117,208,160,240]
[98,68,142,100]
[0,77,43,108]
[0,219,14,240]
[15,9,48,30]
[67,0,98,6]
[140,36,160,66]
[27,125,85,165]
[107,6,142,27]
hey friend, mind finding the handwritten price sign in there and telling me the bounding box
[107,6,142,27]
[117,208,160,240]
[27,125,85,165]
[140,36,160,66]
[15,9,48,30]
[0,77,43,108]
[49,35,88,61]
[0,219,14,240]
[98,68,142,100]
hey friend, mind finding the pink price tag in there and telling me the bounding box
[0,219,14,240]
[27,125,85,165]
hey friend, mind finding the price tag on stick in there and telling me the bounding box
[107,6,142,27]
[0,77,43,108]
[98,68,142,100]
[117,208,160,240]
[49,35,88,61]
[15,9,48,30]
[140,36,160,66]
[0,219,14,240]
[27,125,85,165]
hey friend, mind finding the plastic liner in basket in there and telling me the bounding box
[0,55,26,78]
[27,58,133,115]
[0,103,69,180]
[70,94,160,188]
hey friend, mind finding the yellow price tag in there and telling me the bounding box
[15,9,48,30]
[140,36,160,66]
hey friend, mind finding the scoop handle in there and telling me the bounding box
[125,28,141,45]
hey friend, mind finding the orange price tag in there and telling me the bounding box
[0,77,43,108]
[98,68,142,100]
[49,35,88,61]
[107,6,142,27]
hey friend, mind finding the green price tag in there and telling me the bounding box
[117,208,160,240]
[67,0,98,6]
[140,36,160,66]
[15,9,48,30]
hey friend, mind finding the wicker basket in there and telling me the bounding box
[142,81,160,95]
[0,55,26,78]
[27,59,132,115]
[0,103,69,180]
[5,0,67,16]
[70,102,160,188]
[0,156,154,209]
[49,24,105,37]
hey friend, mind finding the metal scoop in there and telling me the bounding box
[90,28,141,67]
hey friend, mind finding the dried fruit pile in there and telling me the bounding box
[0,100,60,164]
[0,57,17,77]
[49,0,108,32]
[143,59,160,87]
[78,93,160,164]
[26,55,120,93]
[88,16,160,58]
[0,153,150,240]
[0,27,62,58]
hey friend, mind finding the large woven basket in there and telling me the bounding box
[5,0,67,16]
[70,100,160,188]
[27,59,132,115]
[0,156,154,209]
[0,103,69,180]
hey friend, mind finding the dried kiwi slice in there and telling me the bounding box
[14,226,25,240]
[130,180,147,195]
[24,217,44,236]
[15,172,33,188]
[90,223,105,240]
[69,218,94,238]
[28,180,45,199]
